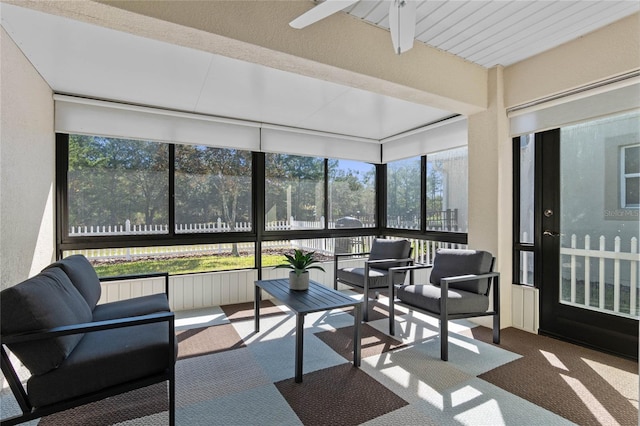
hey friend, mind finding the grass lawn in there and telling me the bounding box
[93,253,288,277]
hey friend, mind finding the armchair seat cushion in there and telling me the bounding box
[27,322,175,408]
[336,267,389,289]
[396,284,489,315]
[92,293,170,321]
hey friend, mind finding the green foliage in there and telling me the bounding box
[387,157,421,220]
[68,135,169,227]
[265,154,325,222]
[275,249,326,276]
[328,160,375,219]
[175,145,252,227]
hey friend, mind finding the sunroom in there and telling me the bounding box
[1,1,639,425]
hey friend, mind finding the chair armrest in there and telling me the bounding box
[440,271,500,285]
[334,251,370,260]
[100,272,169,297]
[387,262,429,273]
[365,257,414,266]
[440,272,500,301]
[1,311,175,344]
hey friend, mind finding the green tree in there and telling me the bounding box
[68,135,168,229]
[265,154,324,223]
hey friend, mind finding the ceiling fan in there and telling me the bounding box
[290,0,418,55]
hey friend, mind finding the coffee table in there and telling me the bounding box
[254,278,362,383]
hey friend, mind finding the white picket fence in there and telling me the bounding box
[69,217,378,237]
[65,229,465,267]
[562,234,639,316]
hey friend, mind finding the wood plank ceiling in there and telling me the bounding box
[345,0,639,66]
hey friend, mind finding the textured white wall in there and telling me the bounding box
[467,66,513,330]
[0,28,55,289]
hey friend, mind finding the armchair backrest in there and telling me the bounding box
[430,249,494,295]
[0,268,92,375]
[44,254,102,310]
[369,238,412,270]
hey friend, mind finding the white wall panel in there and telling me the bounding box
[511,284,539,334]
[169,270,259,310]
[99,276,166,305]
[382,117,467,162]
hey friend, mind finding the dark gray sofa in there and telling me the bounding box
[0,255,176,425]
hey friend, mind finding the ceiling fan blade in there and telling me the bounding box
[389,0,417,54]
[290,0,360,29]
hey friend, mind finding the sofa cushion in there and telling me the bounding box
[0,268,92,375]
[92,293,170,322]
[336,267,390,289]
[45,255,102,310]
[368,239,412,270]
[27,321,175,407]
[396,284,489,315]
[429,249,493,294]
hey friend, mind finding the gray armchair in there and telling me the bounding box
[334,238,413,322]
[388,248,500,361]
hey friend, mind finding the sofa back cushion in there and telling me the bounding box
[368,239,412,270]
[429,249,493,295]
[45,255,101,310]
[0,268,92,375]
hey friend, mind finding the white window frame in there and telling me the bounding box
[621,143,640,208]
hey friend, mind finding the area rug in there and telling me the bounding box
[3,302,637,425]
[470,326,639,426]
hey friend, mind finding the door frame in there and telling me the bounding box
[520,129,638,359]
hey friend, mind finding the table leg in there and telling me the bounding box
[353,303,361,367]
[254,285,261,333]
[295,313,305,383]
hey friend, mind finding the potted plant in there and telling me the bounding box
[276,249,325,290]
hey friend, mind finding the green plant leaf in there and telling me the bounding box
[274,249,325,273]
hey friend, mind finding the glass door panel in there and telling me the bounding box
[559,111,640,319]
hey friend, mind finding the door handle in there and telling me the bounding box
[543,230,561,237]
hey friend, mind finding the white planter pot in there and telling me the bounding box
[289,271,309,291]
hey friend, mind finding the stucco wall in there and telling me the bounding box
[0,28,55,289]
[467,66,513,328]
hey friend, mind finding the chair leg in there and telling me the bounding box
[388,282,395,336]
[493,313,500,344]
[362,266,370,322]
[169,374,175,426]
[362,292,369,322]
[440,314,448,361]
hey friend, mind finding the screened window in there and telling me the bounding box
[513,134,536,286]
[426,147,468,232]
[621,144,640,208]
[175,145,252,233]
[67,135,169,237]
[64,243,256,277]
[328,159,376,229]
[265,154,325,230]
[387,156,421,230]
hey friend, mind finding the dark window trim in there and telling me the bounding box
[512,136,522,285]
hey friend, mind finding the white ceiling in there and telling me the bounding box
[1,1,638,141]
[347,0,639,67]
